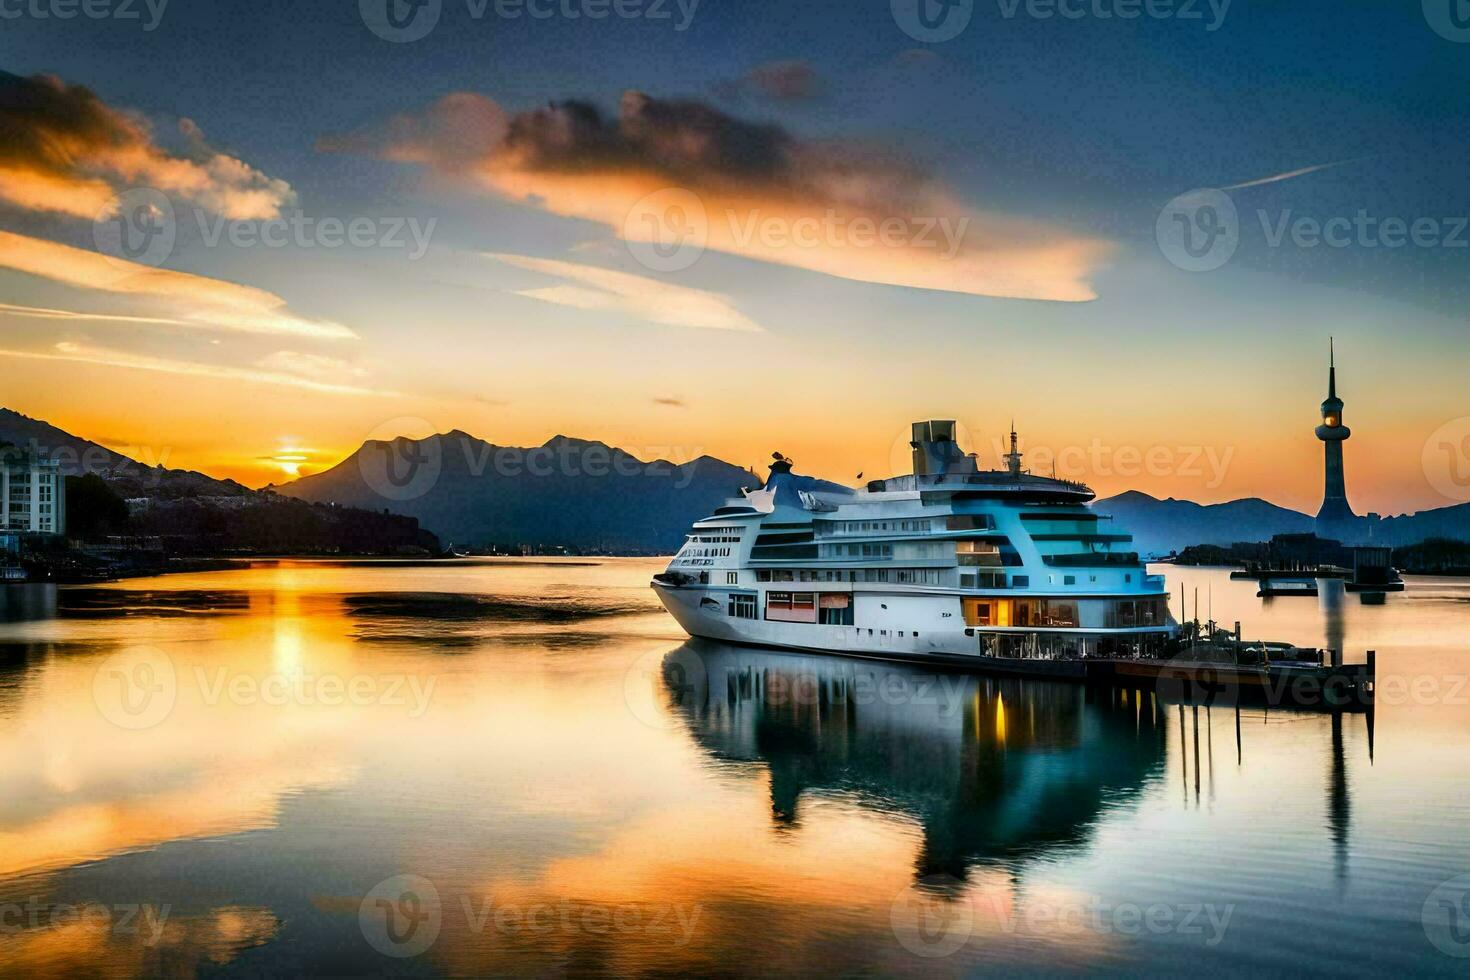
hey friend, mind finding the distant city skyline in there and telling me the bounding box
[1,2,1467,514]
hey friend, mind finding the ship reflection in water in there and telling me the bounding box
[663,639,1169,882]
[0,562,1467,978]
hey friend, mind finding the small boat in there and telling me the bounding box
[1257,577,1318,598]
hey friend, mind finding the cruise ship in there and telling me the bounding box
[652,420,1177,666]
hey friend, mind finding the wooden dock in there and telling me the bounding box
[968,649,1375,711]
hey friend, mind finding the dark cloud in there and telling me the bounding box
[0,71,291,220]
[321,88,1112,302]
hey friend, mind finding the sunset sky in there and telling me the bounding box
[1,1,1467,515]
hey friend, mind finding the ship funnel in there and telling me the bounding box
[911,419,969,476]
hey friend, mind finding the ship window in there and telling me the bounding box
[1013,575,1029,587]
[726,572,738,585]
[729,594,757,619]
[1064,575,1076,585]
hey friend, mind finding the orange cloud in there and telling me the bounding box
[321,91,1111,302]
[0,230,355,339]
[486,252,763,331]
[0,72,293,220]
[0,341,392,396]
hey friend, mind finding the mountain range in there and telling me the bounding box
[273,431,761,553]
[0,409,435,554]
[1091,491,1315,556]
[7,407,1469,556]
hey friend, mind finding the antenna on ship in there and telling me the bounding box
[1004,419,1023,477]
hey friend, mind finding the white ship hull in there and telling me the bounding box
[654,582,973,659]
[653,420,1176,667]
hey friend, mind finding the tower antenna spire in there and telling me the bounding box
[1328,336,1336,400]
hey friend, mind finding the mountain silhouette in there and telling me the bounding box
[275,429,762,552]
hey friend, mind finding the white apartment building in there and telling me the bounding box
[1,451,66,535]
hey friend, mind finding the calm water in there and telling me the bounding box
[2,560,1469,977]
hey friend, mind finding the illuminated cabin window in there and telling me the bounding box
[963,598,1077,628]
[1325,414,1340,426]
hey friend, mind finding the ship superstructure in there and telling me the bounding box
[652,420,1176,663]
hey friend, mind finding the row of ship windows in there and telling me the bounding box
[677,547,732,559]
[820,519,932,534]
[752,568,944,585]
[815,515,994,535]
[827,543,894,558]
[724,592,922,634]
